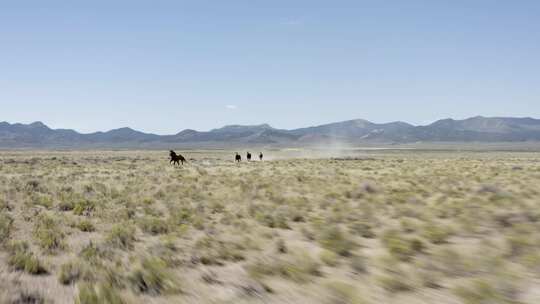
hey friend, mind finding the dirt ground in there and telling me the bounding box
[1,149,540,304]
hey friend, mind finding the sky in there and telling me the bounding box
[1,0,539,134]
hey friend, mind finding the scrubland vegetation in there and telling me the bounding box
[1,150,540,303]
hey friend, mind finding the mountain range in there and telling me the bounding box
[1,116,540,149]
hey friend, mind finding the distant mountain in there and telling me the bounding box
[1,116,540,148]
[85,127,160,143]
[413,116,540,142]
[289,119,417,142]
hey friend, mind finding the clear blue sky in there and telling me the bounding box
[1,1,539,134]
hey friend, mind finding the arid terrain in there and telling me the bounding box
[1,149,540,304]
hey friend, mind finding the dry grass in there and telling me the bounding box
[0,149,540,303]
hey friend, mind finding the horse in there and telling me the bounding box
[259,152,263,161]
[169,150,186,166]
[247,152,252,161]
[235,153,241,162]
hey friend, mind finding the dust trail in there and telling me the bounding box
[274,141,367,160]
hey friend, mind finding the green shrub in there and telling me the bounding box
[319,226,356,256]
[273,216,290,229]
[410,238,426,253]
[377,273,414,292]
[128,257,180,295]
[422,222,452,244]
[400,218,417,233]
[139,217,169,235]
[432,247,471,277]
[103,266,126,289]
[106,224,136,250]
[381,229,417,262]
[320,250,340,267]
[31,194,53,208]
[9,251,46,274]
[520,252,540,273]
[349,221,376,238]
[247,252,321,283]
[7,241,47,275]
[301,227,316,241]
[59,261,83,285]
[58,200,74,211]
[192,215,205,230]
[33,214,65,253]
[148,242,182,268]
[0,199,10,211]
[194,236,246,265]
[0,213,13,243]
[9,290,46,304]
[281,253,321,283]
[506,233,536,257]
[246,257,281,279]
[143,206,162,217]
[324,281,366,304]
[80,242,105,263]
[76,283,125,304]
[168,206,193,226]
[142,198,155,205]
[255,212,289,229]
[114,207,136,221]
[77,220,96,232]
[414,260,443,289]
[24,180,42,192]
[453,279,500,304]
[73,200,96,216]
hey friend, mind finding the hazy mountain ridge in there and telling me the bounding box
[1,116,540,148]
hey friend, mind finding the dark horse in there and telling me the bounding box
[235,153,241,162]
[247,152,252,161]
[169,150,186,166]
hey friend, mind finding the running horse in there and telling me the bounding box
[169,150,187,166]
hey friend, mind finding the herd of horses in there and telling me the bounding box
[169,150,263,166]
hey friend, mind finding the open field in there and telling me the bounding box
[1,149,540,303]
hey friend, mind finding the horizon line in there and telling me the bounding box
[1,115,538,136]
